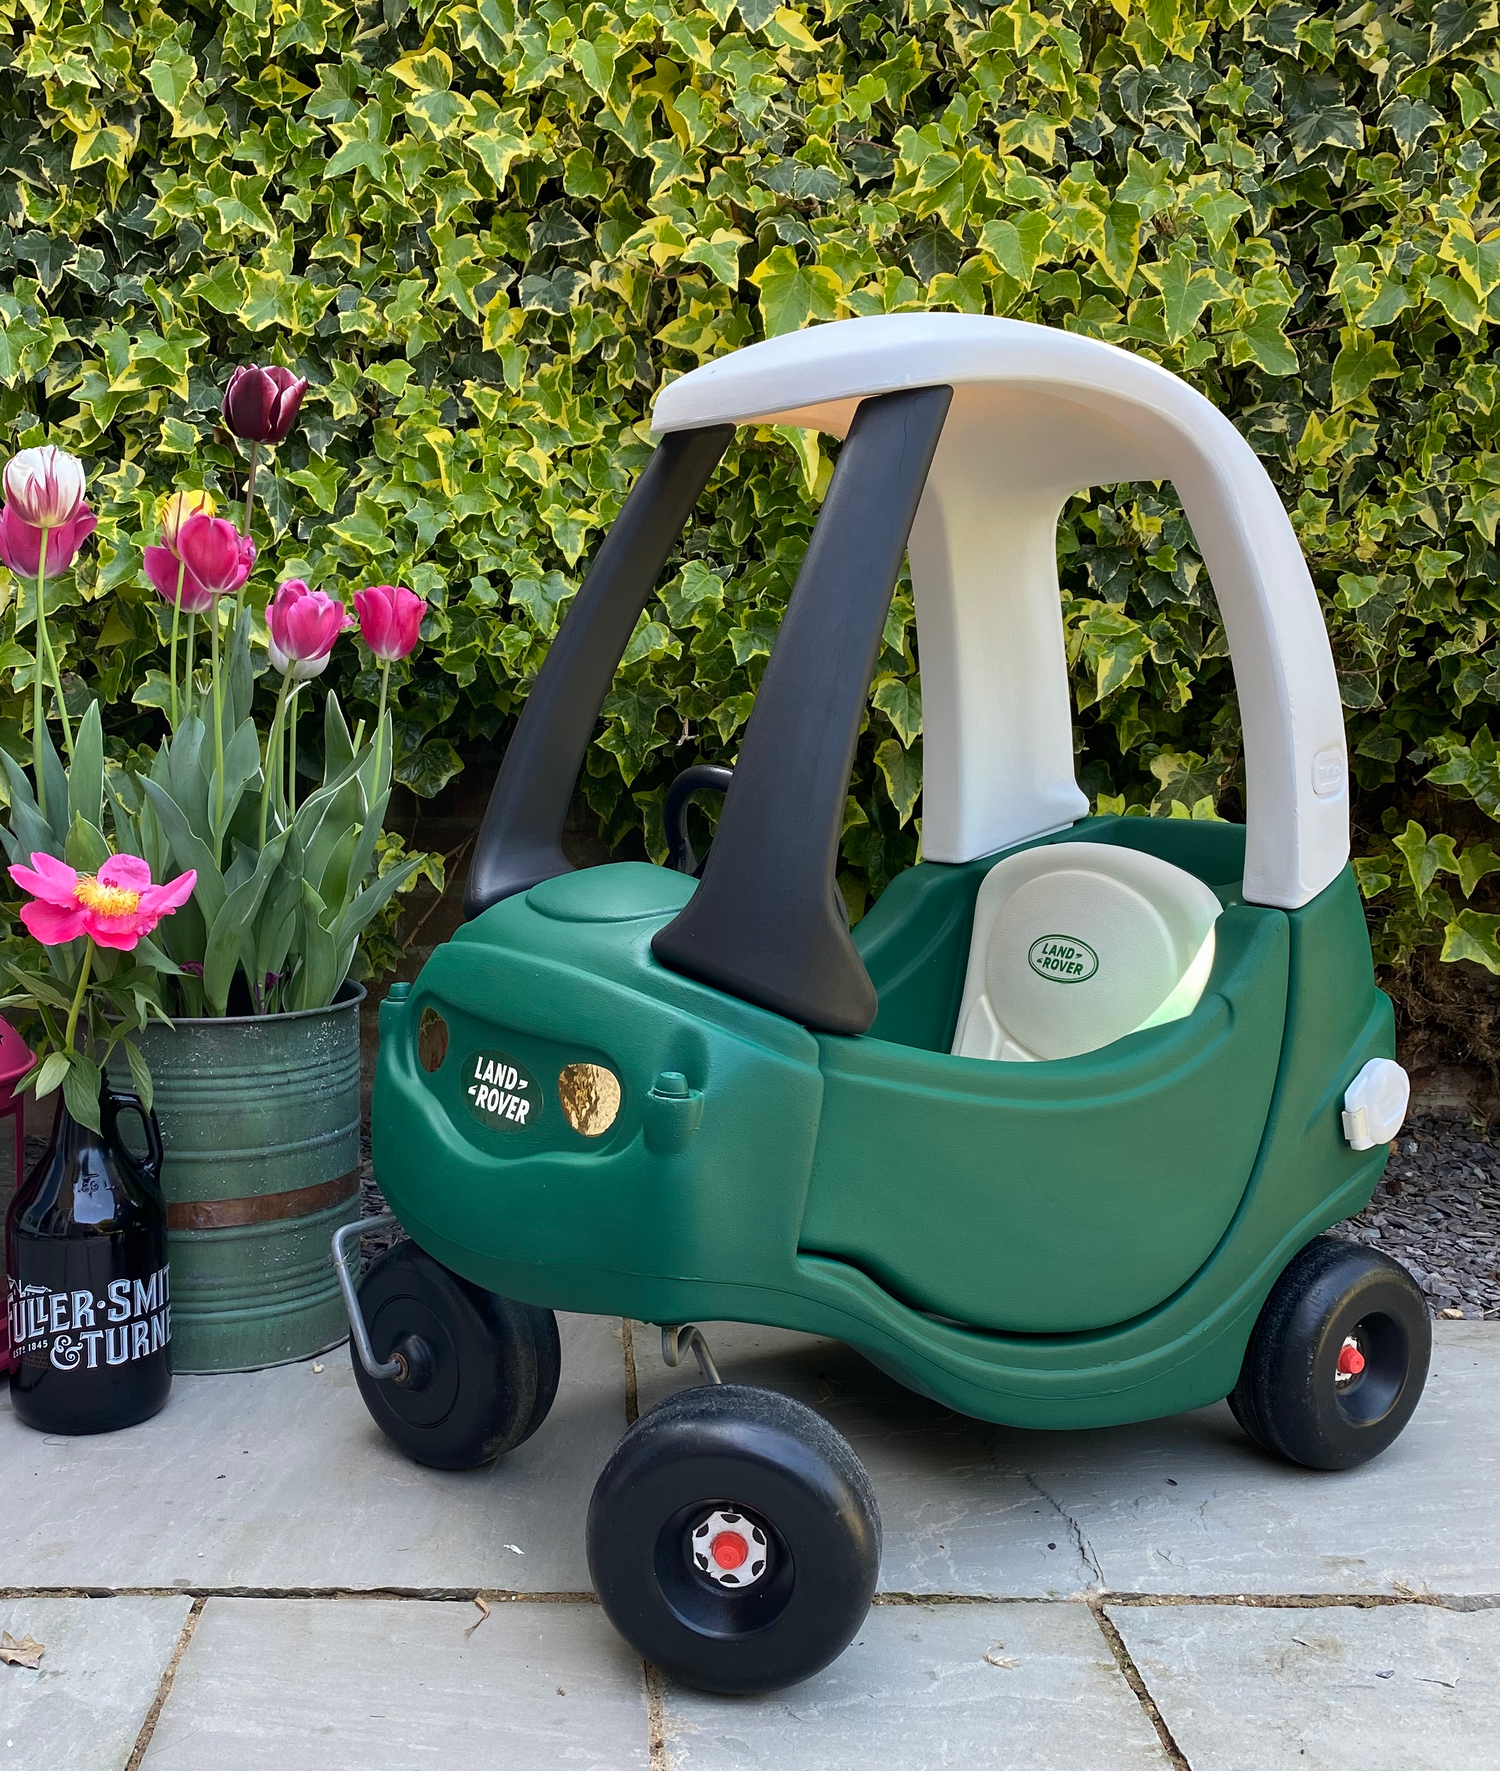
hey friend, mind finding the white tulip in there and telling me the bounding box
[3,446,87,528]
[268,635,333,681]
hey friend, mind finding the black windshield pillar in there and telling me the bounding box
[652,385,952,1034]
[464,424,733,919]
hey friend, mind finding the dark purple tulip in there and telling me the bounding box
[222,364,308,445]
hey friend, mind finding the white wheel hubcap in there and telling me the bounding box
[690,1508,770,1588]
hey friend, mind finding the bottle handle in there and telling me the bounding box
[101,1088,165,1184]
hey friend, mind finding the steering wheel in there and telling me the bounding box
[665,765,733,876]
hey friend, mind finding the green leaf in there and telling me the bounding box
[62,1049,102,1132]
[681,229,750,288]
[1143,249,1221,344]
[64,814,112,874]
[140,778,226,932]
[1457,842,1500,898]
[875,738,922,826]
[510,570,575,635]
[1331,329,1402,407]
[979,213,1052,288]
[1442,909,1500,972]
[1430,0,1498,61]
[749,247,843,335]
[872,676,922,746]
[67,700,104,832]
[1236,307,1299,377]
[1381,95,1444,156]
[202,833,287,1015]
[291,880,339,1011]
[33,1049,71,1100]
[121,1037,154,1115]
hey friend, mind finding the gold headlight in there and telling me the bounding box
[558,1063,621,1136]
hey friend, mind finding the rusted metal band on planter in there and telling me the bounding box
[166,1172,360,1232]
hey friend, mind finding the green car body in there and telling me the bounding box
[373,811,1392,1432]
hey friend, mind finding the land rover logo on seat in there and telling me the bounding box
[465,1049,537,1131]
[1027,935,1098,983]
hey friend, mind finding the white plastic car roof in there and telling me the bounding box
[652,314,1348,911]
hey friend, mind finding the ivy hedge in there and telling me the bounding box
[5,0,1500,1010]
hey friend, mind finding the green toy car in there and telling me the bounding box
[342,315,1428,1695]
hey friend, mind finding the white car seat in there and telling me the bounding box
[952,842,1223,1063]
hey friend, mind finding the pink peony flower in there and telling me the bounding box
[223,365,308,445]
[143,544,216,614]
[174,513,255,597]
[0,503,97,579]
[266,578,350,680]
[354,583,425,663]
[10,852,197,953]
[3,446,86,528]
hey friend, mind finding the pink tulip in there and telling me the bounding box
[0,503,96,579]
[223,365,308,445]
[174,513,255,597]
[266,578,350,680]
[3,446,86,528]
[143,544,216,614]
[354,584,425,662]
[10,851,197,953]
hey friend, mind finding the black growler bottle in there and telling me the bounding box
[5,1088,171,1434]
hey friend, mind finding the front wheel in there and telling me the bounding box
[350,1240,560,1470]
[587,1384,880,1694]
[1229,1235,1431,1471]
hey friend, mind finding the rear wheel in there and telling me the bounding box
[351,1240,560,1470]
[587,1384,880,1694]
[1229,1235,1431,1471]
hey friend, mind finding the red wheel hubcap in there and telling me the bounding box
[1337,1341,1366,1377]
[710,1531,748,1570]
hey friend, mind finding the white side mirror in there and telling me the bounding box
[1342,1058,1411,1151]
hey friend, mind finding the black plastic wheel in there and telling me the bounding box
[587,1383,880,1695]
[1229,1235,1431,1471]
[350,1240,561,1470]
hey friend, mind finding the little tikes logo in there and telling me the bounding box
[1027,934,1098,983]
[466,1049,537,1132]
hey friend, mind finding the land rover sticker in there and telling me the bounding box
[466,1050,537,1131]
[1027,935,1098,983]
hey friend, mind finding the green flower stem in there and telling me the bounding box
[31,526,48,818]
[34,529,73,762]
[372,659,390,796]
[64,936,95,1056]
[168,559,185,729]
[287,681,300,817]
[238,440,259,631]
[183,612,195,724]
[258,669,293,847]
[210,598,225,840]
[242,438,259,535]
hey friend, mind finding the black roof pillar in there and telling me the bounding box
[464,424,733,919]
[652,385,952,1035]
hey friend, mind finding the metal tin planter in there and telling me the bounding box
[111,985,363,1372]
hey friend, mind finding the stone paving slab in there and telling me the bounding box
[0,1595,190,1771]
[4,1313,1496,1610]
[634,1321,1500,1598]
[662,1601,1169,1770]
[0,1313,624,1593]
[139,1598,648,1771]
[1110,1602,1500,1771]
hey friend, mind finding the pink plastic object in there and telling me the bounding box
[0,1014,33,1377]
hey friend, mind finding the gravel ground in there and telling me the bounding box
[1337,1110,1500,1320]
